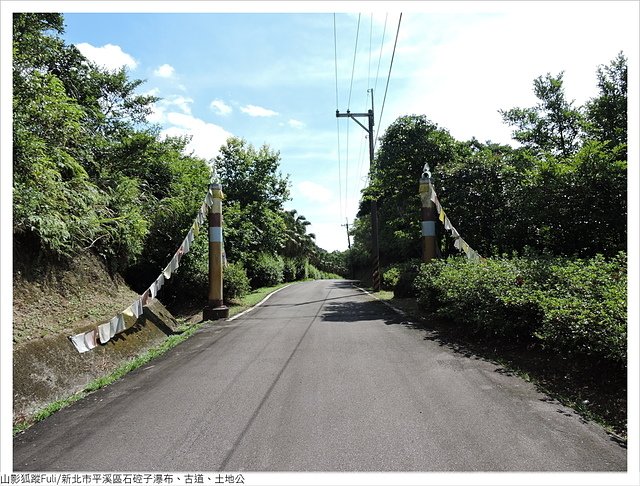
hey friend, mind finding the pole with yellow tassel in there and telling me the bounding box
[419,174,437,263]
[203,181,229,320]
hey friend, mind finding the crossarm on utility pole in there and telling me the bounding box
[335,92,381,291]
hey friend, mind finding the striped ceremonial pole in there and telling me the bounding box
[419,176,437,263]
[203,182,229,320]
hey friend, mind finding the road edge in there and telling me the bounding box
[227,283,293,322]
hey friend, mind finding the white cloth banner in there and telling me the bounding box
[98,322,111,345]
[131,299,144,318]
[205,191,214,207]
[70,333,89,353]
[423,178,481,261]
[109,315,119,338]
[163,263,172,280]
[69,185,216,353]
[150,281,158,299]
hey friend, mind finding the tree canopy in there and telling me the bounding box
[13,13,338,301]
[349,53,627,276]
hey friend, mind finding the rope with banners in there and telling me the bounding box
[68,184,223,353]
[420,162,481,262]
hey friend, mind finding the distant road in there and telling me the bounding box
[14,280,625,471]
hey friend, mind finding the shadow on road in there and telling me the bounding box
[320,299,405,324]
[262,293,364,308]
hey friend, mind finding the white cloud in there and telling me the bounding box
[296,181,333,204]
[148,95,232,160]
[143,88,161,97]
[210,99,233,116]
[288,119,306,129]
[148,96,193,123]
[161,112,232,160]
[382,6,638,146]
[75,42,137,71]
[167,95,193,115]
[308,222,350,253]
[154,63,175,78]
[240,104,279,117]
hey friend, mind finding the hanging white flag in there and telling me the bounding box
[149,281,158,299]
[98,322,111,345]
[163,263,172,280]
[70,333,90,353]
[109,315,119,338]
[444,217,453,231]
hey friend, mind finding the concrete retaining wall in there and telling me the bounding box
[13,299,183,424]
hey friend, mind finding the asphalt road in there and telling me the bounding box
[13,279,626,472]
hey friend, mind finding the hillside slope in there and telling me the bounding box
[13,251,140,345]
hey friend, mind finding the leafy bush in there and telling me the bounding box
[382,265,401,291]
[534,253,627,365]
[223,262,251,300]
[391,259,422,298]
[413,253,627,366]
[414,257,542,341]
[307,264,321,280]
[294,257,309,281]
[283,258,297,282]
[245,253,284,288]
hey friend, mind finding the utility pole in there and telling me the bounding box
[341,219,351,249]
[336,89,381,291]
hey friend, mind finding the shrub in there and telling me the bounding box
[534,253,627,365]
[294,257,308,280]
[245,253,284,288]
[307,264,321,280]
[382,265,401,291]
[413,253,627,366]
[414,257,543,341]
[223,262,251,300]
[392,259,422,298]
[283,258,297,282]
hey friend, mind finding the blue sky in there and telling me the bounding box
[2,2,638,254]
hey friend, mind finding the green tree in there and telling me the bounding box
[281,209,316,259]
[584,52,627,153]
[500,72,583,158]
[356,115,463,265]
[214,137,290,211]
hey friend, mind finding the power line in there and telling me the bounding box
[373,13,388,98]
[347,13,361,110]
[333,13,343,224]
[375,12,402,150]
[368,12,373,92]
[345,13,361,219]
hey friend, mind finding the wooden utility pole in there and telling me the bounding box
[341,219,351,249]
[336,90,381,291]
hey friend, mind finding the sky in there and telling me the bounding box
[1,2,639,481]
[4,1,636,253]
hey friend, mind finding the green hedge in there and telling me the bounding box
[245,253,285,289]
[223,262,251,300]
[413,253,627,366]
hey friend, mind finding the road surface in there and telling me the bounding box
[13,279,626,471]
